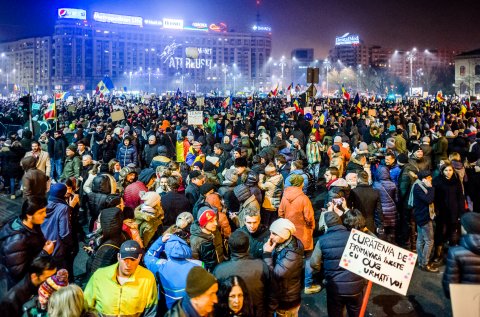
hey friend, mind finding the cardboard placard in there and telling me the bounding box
[187,111,203,125]
[133,106,140,114]
[284,106,296,114]
[197,97,205,106]
[368,109,376,117]
[110,110,125,122]
[304,107,312,115]
[67,105,76,113]
[450,284,480,317]
[340,228,417,296]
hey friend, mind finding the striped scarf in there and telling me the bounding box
[306,141,322,164]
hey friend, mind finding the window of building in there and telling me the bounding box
[460,66,466,76]
[476,65,480,76]
[475,83,480,94]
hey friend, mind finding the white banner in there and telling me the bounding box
[340,229,417,296]
[284,106,295,114]
[187,111,203,125]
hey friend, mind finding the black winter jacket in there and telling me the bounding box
[239,225,270,259]
[161,191,191,227]
[0,218,47,288]
[311,225,366,295]
[263,236,304,310]
[190,223,225,272]
[442,234,480,298]
[433,174,464,225]
[350,184,384,232]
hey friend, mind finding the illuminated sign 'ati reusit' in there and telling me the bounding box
[93,12,143,27]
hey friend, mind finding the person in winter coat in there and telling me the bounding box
[185,171,206,207]
[349,171,384,234]
[190,207,225,272]
[262,218,304,316]
[205,192,232,238]
[373,165,398,243]
[324,167,350,207]
[88,196,126,275]
[24,140,51,176]
[244,171,263,205]
[87,173,113,231]
[277,174,318,294]
[233,184,261,228]
[21,156,49,199]
[142,135,159,168]
[345,154,366,177]
[442,212,480,298]
[145,233,202,312]
[258,163,284,227]
[124,168,157,211]
[116,136,138,167]
[239,209,270,259]
[433,162,465,260]
[59,145,81,182]
[411,170,438,273]
[214,230,269,317]
[150,145,172,170]
[217,169,240,214]
[100,134,118,164]
[161,176,191,229]
[432,129,449,168]
[329,144,346,178]
[1,140,26,198]
[310,212,366,317]
[41,183,73,272]
[49,131,67,181]
[0,197,54,296]
[134,191,164,247]
[306,133,324,184]
[285,160,309,194]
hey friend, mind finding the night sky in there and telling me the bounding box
[1,0,479,57]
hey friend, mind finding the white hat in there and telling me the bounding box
[270,218,296,240]
[334,136,342,143]
[141,191,161,208]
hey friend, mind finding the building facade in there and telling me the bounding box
[454,49,480,96]
[291,48,314,85]
[0,8,273,94]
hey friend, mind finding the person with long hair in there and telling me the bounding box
[48,284,97,317]
[215,276,254,317]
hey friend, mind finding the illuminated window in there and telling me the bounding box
[460,66,466,76]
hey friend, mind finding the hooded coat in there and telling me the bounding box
[373,166,398,228]
[134,203,164,247]
[278,186,315,250]
[21,157,48,198]
[144,235,201,309]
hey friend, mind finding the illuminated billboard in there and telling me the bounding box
[184,22,209,31]
[144,19,163,27]
[209,22,227,32]
[58,8,86,20]
[335,33,360,46]
[252,25,272,32]
[93,12,143,27]
[163,18,184,29]
[159,41,213,70]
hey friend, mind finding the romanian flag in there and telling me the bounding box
[271,83,279,97]
[436,91,445,103]
[353,93,361,114]
[460,104,467,115]
[55,91,71,100]
[286,83,293,96]
[319,109,328,125]
[222,96,232,108]
[341,85,350,100]
[44,100,56,120]
[465,97,471,110]
[95,76,114,96]
[293,99,303,114]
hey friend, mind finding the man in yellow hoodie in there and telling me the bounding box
[84,240,158,316]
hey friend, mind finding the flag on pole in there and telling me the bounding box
[286,82,293,95]
[293,99,303,114]
[271,83,279,97]
[319,109,328,125]
[44,100,56,120]
[353,93,361,114]
[460,104,467,115]
[95,76,114,96]
[222,96,232,108]
[341,84,350,100]
[436,91,445,103]
[441,111,445,127]
[55,91,71,100]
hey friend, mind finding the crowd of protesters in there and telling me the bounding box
[0,93,479,316]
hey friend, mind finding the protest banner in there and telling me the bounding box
[110,110,125,122]
[304,106,312,115]
[450,284,480,317]
[197,97,205,106]
[187,111,203,125]
[340,228,417,296]
[284,106,296,114]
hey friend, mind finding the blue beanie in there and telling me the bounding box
[49,183,67,200]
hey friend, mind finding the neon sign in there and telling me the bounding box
[335,33,360,46]
[184,22,208,31]
[93,12,143,26]
[144,19,163,26]
[209,22,227,32]
[163,18,184,29]
[58,8,86,20]
[252,25,272,32]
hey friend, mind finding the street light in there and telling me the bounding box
[406,48,417,95]
[323,59,332,97]
[279,56,287,88]
[221,64,228,95]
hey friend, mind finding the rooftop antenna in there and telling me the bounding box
[256,0,261,25]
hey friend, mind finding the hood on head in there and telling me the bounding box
[375,165,391,181]
[21,156,37,171]
[157,145,168,156]
[100,207,123,240]
[165,234,193,259]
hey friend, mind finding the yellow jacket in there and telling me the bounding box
[84,263,158,317]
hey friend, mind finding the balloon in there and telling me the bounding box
[305,113,313,120]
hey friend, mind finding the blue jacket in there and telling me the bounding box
[144,235,201,309]
[284,170,309,194]
[41,198,72,259]
[412,181,435,226]
[116,144,138,167]
[310,225,365,295]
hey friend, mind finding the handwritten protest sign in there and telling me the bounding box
[450,284,480,317]
[340,229,417,295]
[284,106,296,114]
[110,110,125,122]
[187,111,203,125]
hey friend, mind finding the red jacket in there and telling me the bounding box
[123,181,148,210]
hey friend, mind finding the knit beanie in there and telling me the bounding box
[334,136,342,143]
[197,207,216,227]
[269,218,296,240]
[234,184,251,202]
[397,153,408,165]
[386,138,395,149]
[193,161,204,170]
[66,144,76,153]
[411,144,422,153]
[203,160,215,172]
[141,191,161,207]
[234,157,248,168]
[186,266,217,298]
[228,230,250,254]
[176,212,194,229]
[199,183,215,196]
[223,168,238,185]
[49,183,67,200]
[38,269,69,309]
[332,144,341,153]
[289,174,304,187]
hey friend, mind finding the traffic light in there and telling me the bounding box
[19,94,32,115]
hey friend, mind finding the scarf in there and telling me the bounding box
[306,141,322,164]
[408,180,435,219]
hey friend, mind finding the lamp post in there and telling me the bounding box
[323,59,331,97]
[406,48,417,95]
[129,71,132,90]
[222,64,228,95]
[148,67,151,92]
[279,55,287,88]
